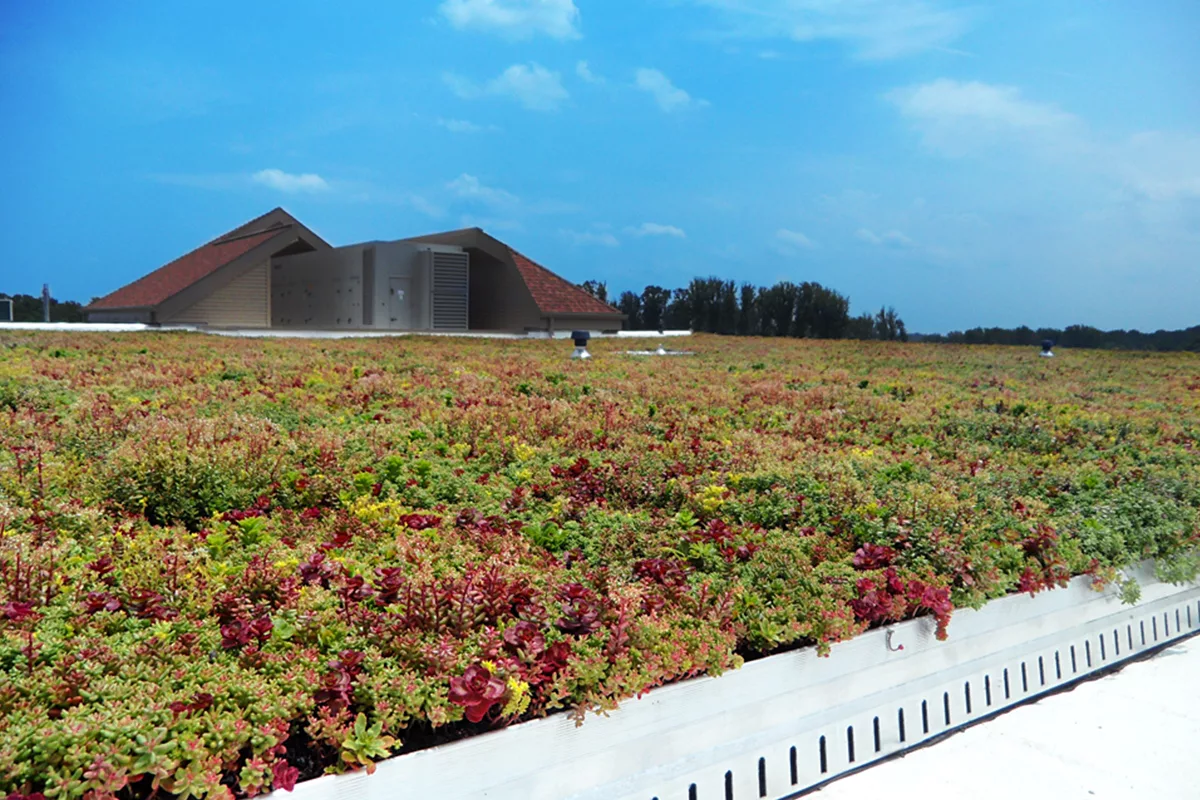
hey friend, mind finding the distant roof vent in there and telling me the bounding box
[625,338,694,357]
[570,330,591,360]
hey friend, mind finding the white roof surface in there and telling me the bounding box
[0,322,693,340]
[816,634,1199,800]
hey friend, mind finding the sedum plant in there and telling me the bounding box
[0,331,1196,797]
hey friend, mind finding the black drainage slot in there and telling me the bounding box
[725,770,734,800]
[921,701,929,734]
[1003,668,1011,699]
[1152,616,1159,641]
[1038,656,1046,686]
[985,675,992,706]
[898,709,906,743]
[964,682,972,714]
[819,736,828,774]
[873,716,881,753]
[1070,645,1078,673]
[1055,651,1062,680]
[943,692,952,726]
[1141,620,1147,646]
[1021,662,1029,693]
[689,785,697,800]
[1127,625,1134,651]
[1099,635,1107,661]
[847,726,856,764]
[789,746,798,786]
[758,757,767,798]
[1113,629,1120,657]
[1085,640,1093,668]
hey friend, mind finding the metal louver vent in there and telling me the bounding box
[431,251,469,331]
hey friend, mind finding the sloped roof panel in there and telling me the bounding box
[507,248,622,317]
[88,230,286,310]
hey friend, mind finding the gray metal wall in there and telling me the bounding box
[272,242,468,330]
[271,248,365,328]
[368,242,430,331]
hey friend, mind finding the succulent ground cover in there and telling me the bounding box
[1,331,1198,799]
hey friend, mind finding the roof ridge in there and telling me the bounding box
[201,207,290,246]
[214,221,292,245]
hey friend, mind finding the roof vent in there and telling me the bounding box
[1040,339,1055,358]
[625,339,694,357]
[570,330,591,360]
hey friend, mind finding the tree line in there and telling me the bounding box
[0,292,87,323]
[579,279,908,341]
[916,324,1200,352]
[8,284,1195,352]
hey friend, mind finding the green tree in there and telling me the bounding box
[617,291,642,329]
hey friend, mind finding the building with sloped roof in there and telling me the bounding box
[86,208,625,334]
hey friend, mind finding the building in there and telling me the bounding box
[86,208,624,334]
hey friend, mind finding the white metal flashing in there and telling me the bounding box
[0,322,694,340]
[272,565,1199,800]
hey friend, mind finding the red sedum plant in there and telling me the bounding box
[0,332,1197,798]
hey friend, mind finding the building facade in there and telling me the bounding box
[87,209,624,333]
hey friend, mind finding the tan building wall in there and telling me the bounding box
[163,261,269,327]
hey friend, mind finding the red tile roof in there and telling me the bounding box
[88,228,287,310]
[508,248,621,317]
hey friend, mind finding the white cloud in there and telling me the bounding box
[563,229,620,247]
[855,228,881,244]
[888,80,1200,201]
[444,72,480,99]
[888,79,1080,157]
[446,174,519,207]
[635,69,707,112]
[776,228,815,248]
[439,0,581,40]
[490,64,569,110]
[407,195,444,218]
[436,117,495,133]
[628,222,687,238]
[447,63,569,111]
[576,60,604,84]
[251,169,329,193]
[889,79,1075,133]
[691,0,971,60]
[1118,132,1200,201]
[856,228,915,247]
[154,170,448,217]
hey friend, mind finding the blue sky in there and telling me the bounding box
[1,0,1198,332]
